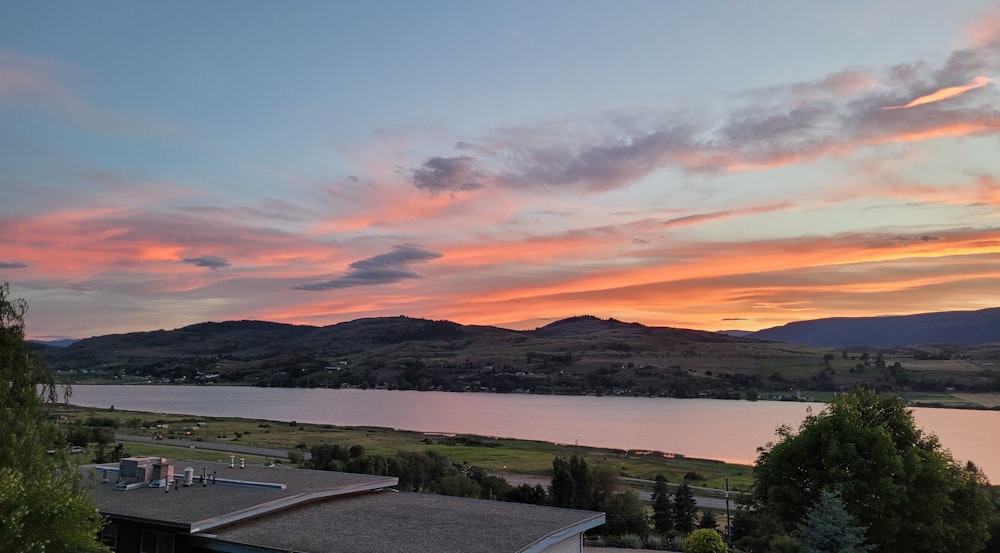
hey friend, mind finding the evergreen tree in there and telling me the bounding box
[0,283,110,552]
[651,474,673,534]
[796,490,872,553]
[673,481,698,535]
[699,510,718,530]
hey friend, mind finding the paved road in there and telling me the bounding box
[506,476,738,510]
[116,434,302,460]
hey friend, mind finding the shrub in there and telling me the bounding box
[682,529,728,553]
[618,533,644,549]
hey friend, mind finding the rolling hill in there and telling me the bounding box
[32,312,1000,400]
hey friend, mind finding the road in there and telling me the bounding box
[115,433,303,460]
[506,476,740,510]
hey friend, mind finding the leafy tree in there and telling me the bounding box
[569,454,594,509]
[550,456,576,508]
[433,474,481,498]
[591,463,620,509]
[0,283,110,552]
[507,483,548,505]
[682,528,728,553]
[673,481,698,535]
[602,489,649,537]
[753,387,994,553]
[550,454,596,509]
[795,490,872,553]
[651,474,674,534]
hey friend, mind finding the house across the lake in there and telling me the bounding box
[84,456,604,553]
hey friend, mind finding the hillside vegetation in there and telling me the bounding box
[33,314,1000,403]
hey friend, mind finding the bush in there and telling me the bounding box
[646,534,664,549]
[618,533,644,549]
[682,529,728,553]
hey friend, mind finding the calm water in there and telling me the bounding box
[66,385,999,480]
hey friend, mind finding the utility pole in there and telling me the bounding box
[725,477,731,542]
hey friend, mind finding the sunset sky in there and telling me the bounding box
[3,1,1000,340]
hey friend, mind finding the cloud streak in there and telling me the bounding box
[881,76,994,110]
[402,40,999,194]
[292,245,443,291]
[182,255,231,270]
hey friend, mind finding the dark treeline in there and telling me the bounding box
[300,444,719,547]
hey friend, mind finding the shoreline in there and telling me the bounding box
[58,380,1000,412]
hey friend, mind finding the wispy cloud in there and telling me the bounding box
[0,49,171,133]
[881,76,994,110]
[400,39,999,193]
[412,156,486,195]
[182,255,231,270]
[292,245,443,291]
[0,261,27,269]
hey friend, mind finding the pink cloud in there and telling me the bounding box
[881,76,994,110]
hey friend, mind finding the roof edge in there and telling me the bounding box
[519,511,606,553]
[190,477,398,533]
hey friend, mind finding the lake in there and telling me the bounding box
[65,385,1000,481]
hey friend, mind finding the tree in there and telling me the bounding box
[796,490,872,553]
[550,456,576,508]
[550,455,595,509]
[602,489,649,537]
[699,510,718,530]
[753,387,994,553]
[651,474,674,534]
[673,481,698,535]
[0,283,110,552]
[682,528,728,553]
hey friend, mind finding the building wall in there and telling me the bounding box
[105,518,195,553]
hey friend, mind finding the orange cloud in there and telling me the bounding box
[881,76,994,110]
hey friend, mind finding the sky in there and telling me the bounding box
[2,1,1000,340]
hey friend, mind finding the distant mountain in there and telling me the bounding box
[750,308,1000,347]
[29,338,79,348]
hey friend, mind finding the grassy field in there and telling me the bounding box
[54,404,755,492]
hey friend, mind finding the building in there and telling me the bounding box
[85,457,604,553]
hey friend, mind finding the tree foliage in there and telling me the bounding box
[753,387,994,553]
[651,474,674,534]
[796,490,872,553]
[682,528,728,553]
[673,481,698,535]
[0,283,110,552]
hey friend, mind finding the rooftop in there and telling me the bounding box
[204,489,605,553]
[84,458,605,553]
[84,459,398,532]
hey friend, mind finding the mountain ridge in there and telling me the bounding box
[32,309,1000,400]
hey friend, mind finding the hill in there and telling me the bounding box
[34,314,1000,400]
[750,307,1000,347]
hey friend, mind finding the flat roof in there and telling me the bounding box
[200,489,605,553]
[84,459,398,532]
[86,459,605,553]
